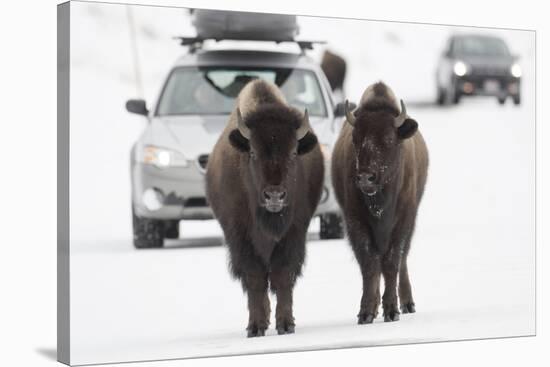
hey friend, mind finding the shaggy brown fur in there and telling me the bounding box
[332,81,429,324]
[321,50,347,91]
[206,80,324,337]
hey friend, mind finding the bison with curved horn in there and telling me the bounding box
[206,79,324,337]
[332,81,429,324]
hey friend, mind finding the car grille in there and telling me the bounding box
[471,65,508,77]
[185,197,208,207]
[197,154,209,172]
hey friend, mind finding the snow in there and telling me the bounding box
[68,2,535,365]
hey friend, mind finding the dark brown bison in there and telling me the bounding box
[331,81,429,324]
[205,79,324,337]
[321,50,347,92]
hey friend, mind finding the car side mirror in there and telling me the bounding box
[126,99,149,116]
[334,101,356,117]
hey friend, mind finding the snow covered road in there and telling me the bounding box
[71,205,534,365]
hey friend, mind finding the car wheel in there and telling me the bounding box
[452,89,461,104]
[445,81,460,105]
[497,96,506,105]
[164,220,180,239]
[513,95,521,105]
[436,87,446,106]
[133,210,164,249]
[320,213,344,239]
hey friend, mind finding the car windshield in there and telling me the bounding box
[156,67,327,116]
[454,37,510,57]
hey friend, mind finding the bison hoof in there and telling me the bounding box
[383,311,400,322]
[401,302,416,314]
[276,321,295,335]
[358,313,375,324]
[247,326,267,338]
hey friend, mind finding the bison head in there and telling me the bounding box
[345,99,418,197]
[228,104,318,216]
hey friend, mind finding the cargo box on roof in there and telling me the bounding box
[191,9,299,42]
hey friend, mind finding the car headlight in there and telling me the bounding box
[140,145,189,168]
[510,63,522,78]
[320,144,332,161]
[453,61,468,76]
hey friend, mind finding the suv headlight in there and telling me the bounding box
[453,61,468,76]
[510,63,522,78]
[140,145,189,168]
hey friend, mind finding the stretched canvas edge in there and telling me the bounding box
[58,1,71,365]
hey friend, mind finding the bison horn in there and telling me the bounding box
[296,108,310,140]
[394,99,409,128]
[236,107,251,140]
[344,100,356,127]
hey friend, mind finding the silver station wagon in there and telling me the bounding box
[126,15,347,248]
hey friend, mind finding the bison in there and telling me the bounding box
[321,50,347,92]
[205,79,324,337]
[331,81,429,324]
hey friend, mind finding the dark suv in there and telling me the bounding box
[436,34,522,105]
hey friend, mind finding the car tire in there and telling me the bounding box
[164,220,180,239]
[320,213,344,239]
[436,87,446,106]
[133,210,165,249]
[452,89,461,104]
[513,95,521,105]
[497,96,506,105]
[445,82,460,105]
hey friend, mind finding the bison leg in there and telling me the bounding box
[348,222,381,324]
[381,248,401,322]
[270,267,297,335]
[243,272,270,337]
[399,255,416,314]
[269,228,306,335]
[358,255,381,324]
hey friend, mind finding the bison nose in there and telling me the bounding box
[357,173,377,185]
[263,186,287,201]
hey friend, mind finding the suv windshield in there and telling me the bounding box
[454,36,510,57]
[156,67,327,116]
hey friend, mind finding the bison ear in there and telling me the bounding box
[397,118,418,140]
[229,129,250,152]
[297,132,318,155]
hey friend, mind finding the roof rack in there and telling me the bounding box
[173,36,326,55]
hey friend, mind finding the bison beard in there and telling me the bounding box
[365,189,387,218]
[256,206,292,239]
